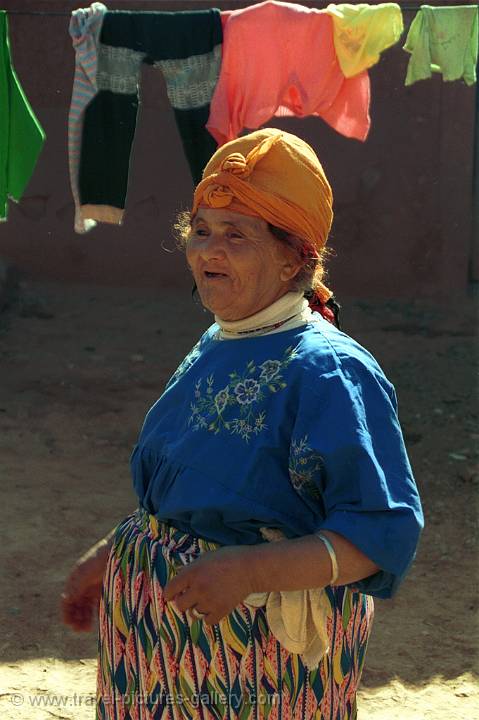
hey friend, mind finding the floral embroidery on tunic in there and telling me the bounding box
[188,346,296,441]
[289,435,325,502]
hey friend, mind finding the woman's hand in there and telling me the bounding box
[163,545,256,625]
[61,539,112,632]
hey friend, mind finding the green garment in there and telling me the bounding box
[403,5,478,86]
[0,11,45,220]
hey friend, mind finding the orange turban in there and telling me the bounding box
[192,128,334,302]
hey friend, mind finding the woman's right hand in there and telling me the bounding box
[61,538,113,632]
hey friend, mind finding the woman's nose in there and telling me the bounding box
[197,233,227,260]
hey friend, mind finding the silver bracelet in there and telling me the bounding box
[316,532,339,585]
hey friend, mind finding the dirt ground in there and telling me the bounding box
[0,280,477,720]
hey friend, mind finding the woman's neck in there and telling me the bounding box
[215,292,311,338]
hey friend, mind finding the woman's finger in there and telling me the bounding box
[169,585,200,613]
[163,569,192,601]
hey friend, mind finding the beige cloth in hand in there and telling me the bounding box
[243,527,333,669]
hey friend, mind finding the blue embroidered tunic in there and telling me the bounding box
[131,317,423,599]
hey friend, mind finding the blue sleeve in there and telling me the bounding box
[289,358,424,599]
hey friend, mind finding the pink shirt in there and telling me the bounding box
[207,1,371,146]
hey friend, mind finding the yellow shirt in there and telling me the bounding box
[326,2,404,78]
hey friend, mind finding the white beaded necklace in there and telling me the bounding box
[219,311,302,337]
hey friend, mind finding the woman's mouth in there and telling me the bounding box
[204,271,228,279]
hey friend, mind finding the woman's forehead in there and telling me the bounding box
[194,208,267,232]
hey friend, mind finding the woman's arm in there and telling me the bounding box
[75,527,116,564]
[246,529,380,594]
[165,530,380,625]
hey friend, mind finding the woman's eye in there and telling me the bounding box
[227,232,244,241]
[194,228,208,237]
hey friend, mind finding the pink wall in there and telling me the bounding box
[0,0,476,297]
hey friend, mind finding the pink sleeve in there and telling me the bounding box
[207,11,245,146]
[321,72,371,142]
[207,5,284,146]
[220,10,233,31]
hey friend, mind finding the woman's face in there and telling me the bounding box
[186,208,302,321]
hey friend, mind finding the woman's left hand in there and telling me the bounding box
[163,545,256,625]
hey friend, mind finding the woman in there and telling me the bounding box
[62,128,423,720]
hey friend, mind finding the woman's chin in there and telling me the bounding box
[211,307,242,321]
[206,302,245,321]
[196,291,238,320]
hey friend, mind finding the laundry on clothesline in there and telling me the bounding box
[207,1,405,147]
[326,2,403,78]
[68,2,107,234]
[0,10,45,222]
[207,1,371,146]
[3,1,472,233]
[403,4,479,86]
[71,5,222,232]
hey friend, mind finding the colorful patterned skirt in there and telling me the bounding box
[96,508,374,720]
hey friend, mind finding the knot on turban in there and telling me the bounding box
[220,152,252,178]
[202,184,234,208]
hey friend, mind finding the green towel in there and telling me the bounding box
[0,11,45,220]
[403,4,478,86]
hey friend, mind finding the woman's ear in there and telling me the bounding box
[278,243,304,282]
[279,260,303,282]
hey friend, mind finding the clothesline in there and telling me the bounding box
[7,4,479,16]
